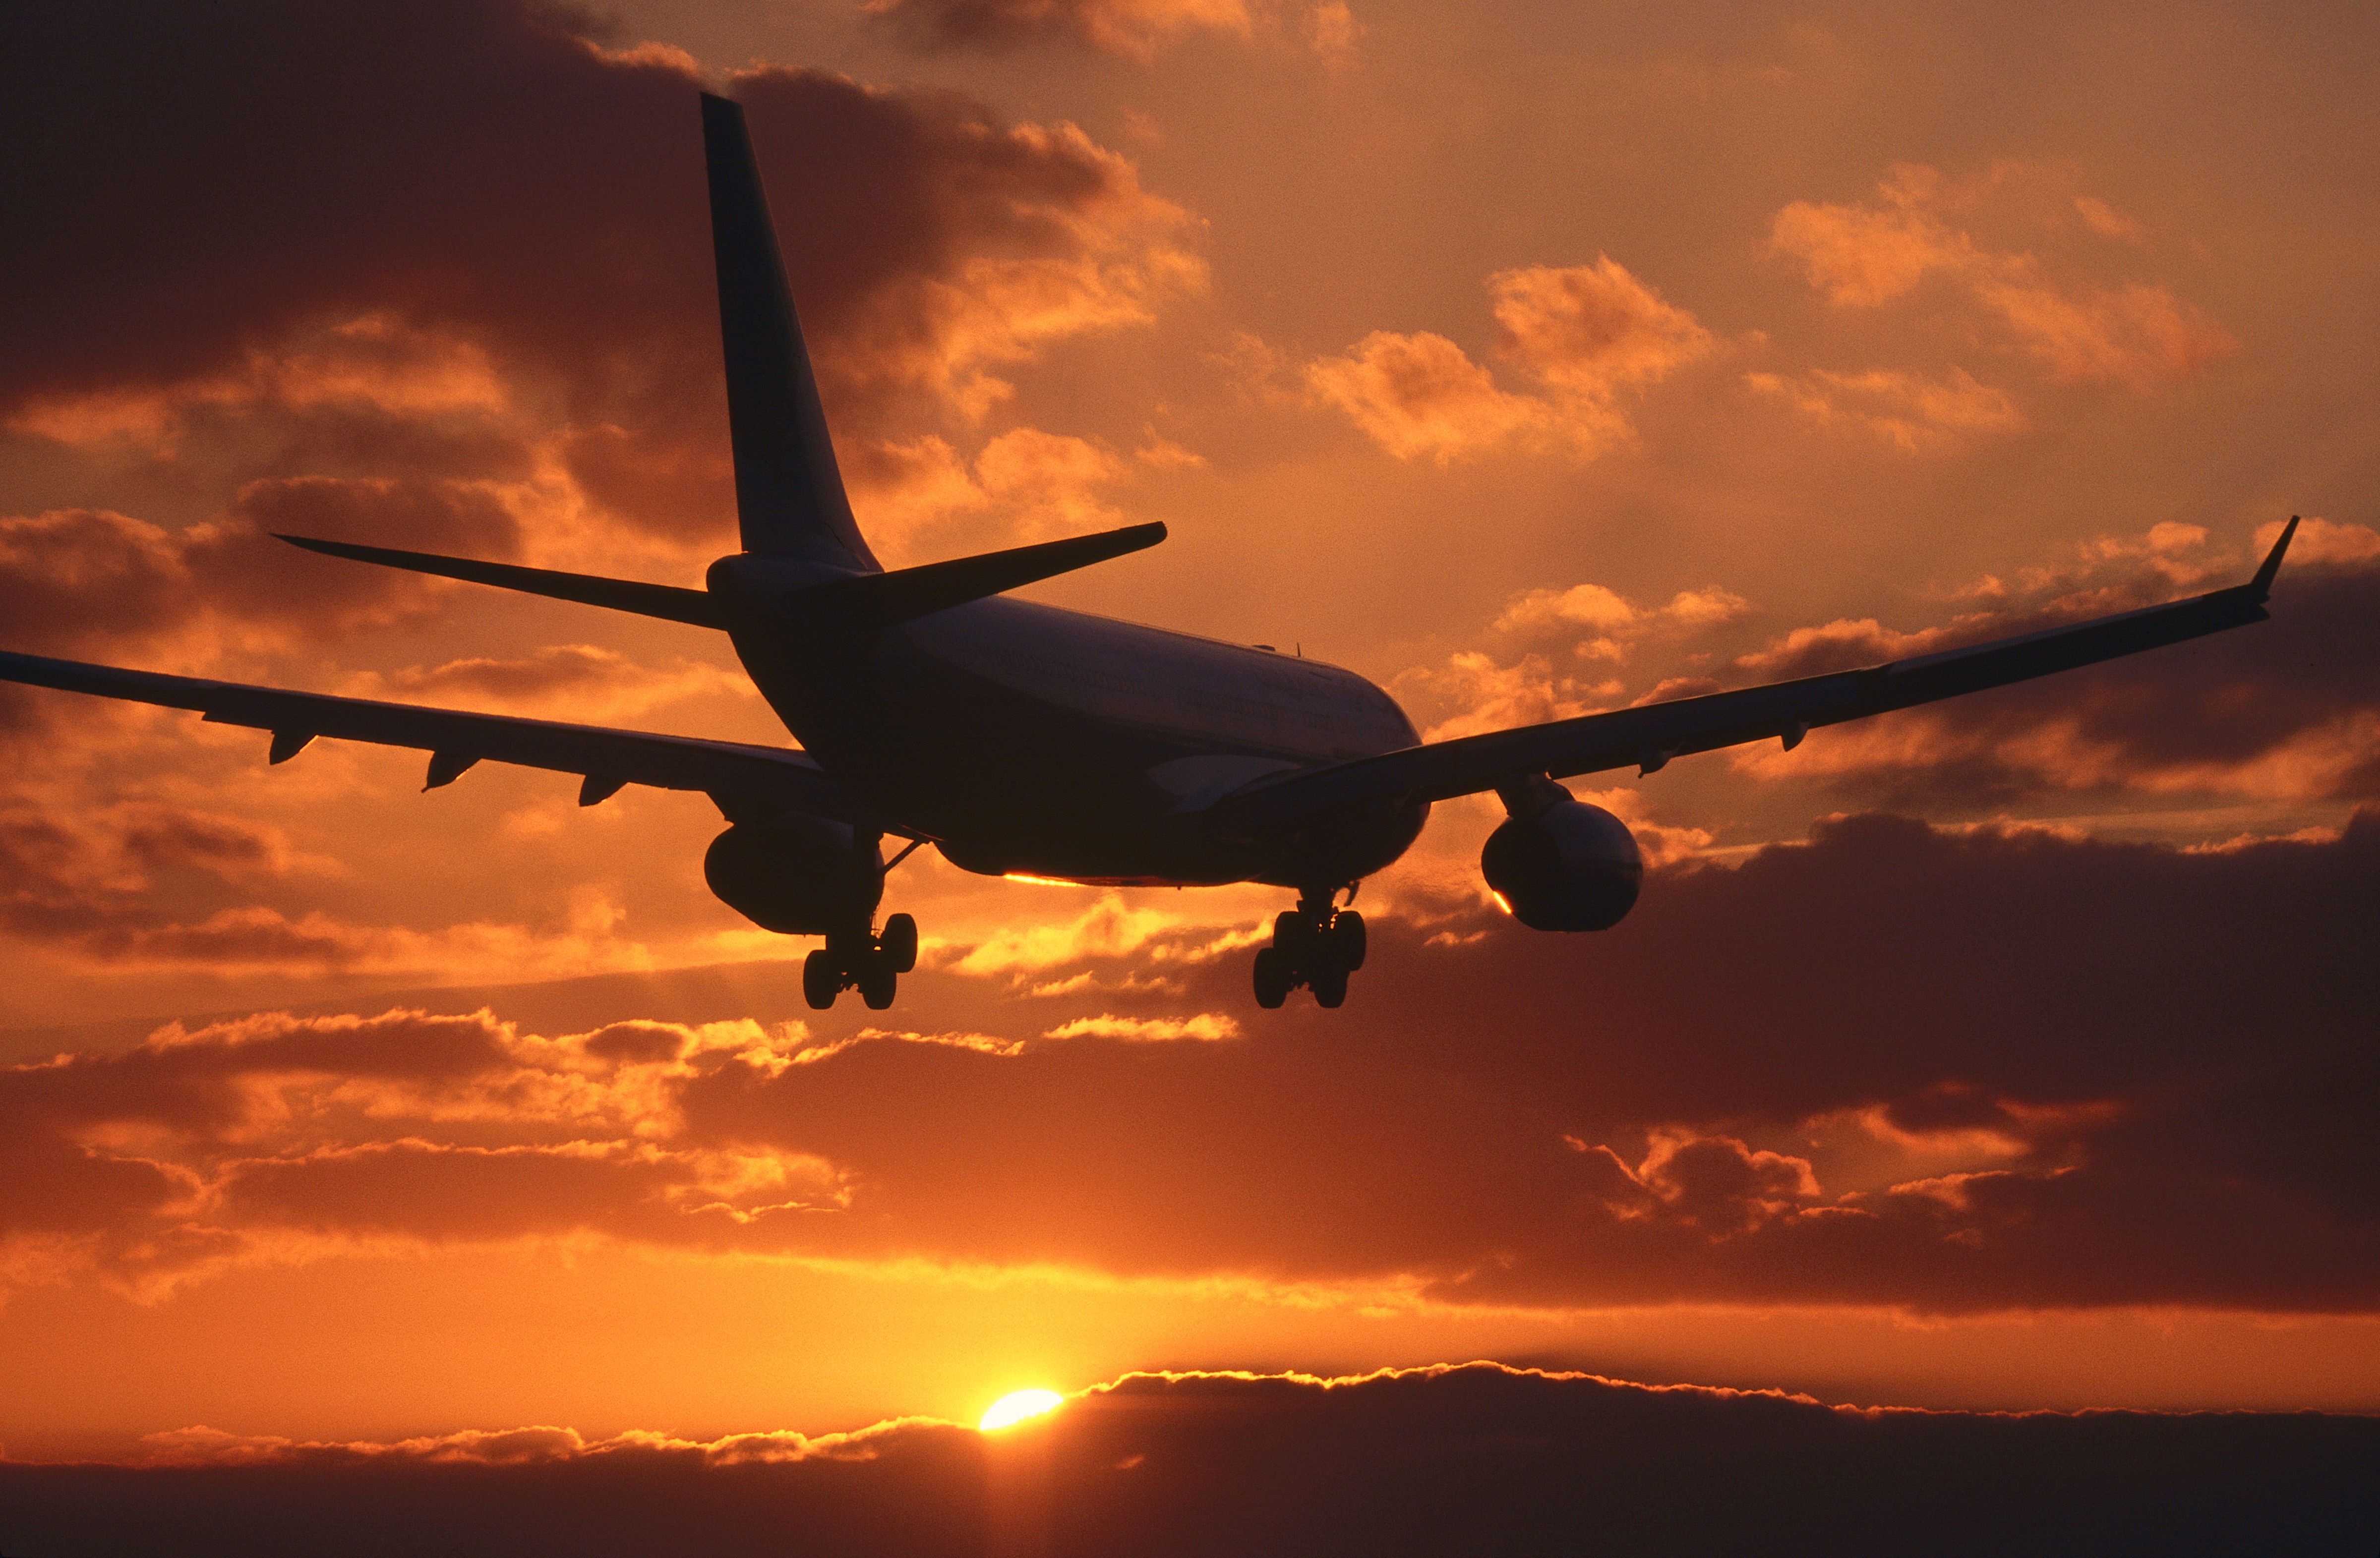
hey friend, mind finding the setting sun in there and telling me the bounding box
[979,1388,1066,1432]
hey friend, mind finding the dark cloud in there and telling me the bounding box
[1736,544,2380,807]
[1,0,1199,542]
[867,0,1253,60]
[5,814,2374,1315]
[0,479,519,665]
[0,803,297,948]
[1,1367,2371,1556]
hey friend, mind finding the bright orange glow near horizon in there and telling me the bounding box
[979,1388,1067,1432]
[0,0,2376,1510]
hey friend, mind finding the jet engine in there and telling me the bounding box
[1480,797,1643,932]
[704,812,882,935]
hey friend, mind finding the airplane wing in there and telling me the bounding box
[1204,518,2301,835]
[0,649,908,833]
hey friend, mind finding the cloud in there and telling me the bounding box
[3,1366,2371,1555]
[1303,331,1554,464]
[1744,366,2024,451]
[339,646,745,723]
[865,0,1255,60]
[1770,163,2235,392]
[0,481,520,669]
[849,426,1143,549]
[1042,1013,1240,1042]
[1,0,1205,556]
[1396,577,1747,741]
[0,809,677,980]
[1304,259,1710,463]
[1729,523,2380,806]
[0,801,307,946]
[9,809,2376,1316]
[1304,1,1364,66]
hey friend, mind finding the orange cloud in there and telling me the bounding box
[1303,330,1553,463]
[0,483,520,668]
[1398,577,1746,740]
[339,646,746,724]
[1744,366,2024,451]
[1771,163,2235,393]
[1305,258,1710,463]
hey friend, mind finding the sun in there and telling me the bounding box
[978,1388,1066,1432]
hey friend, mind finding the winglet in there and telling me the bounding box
[2249,515,2300,600]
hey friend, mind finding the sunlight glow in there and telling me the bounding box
[1002,873,1083,887]
[978,1388,1066,1432]
[1489,889,1515,915]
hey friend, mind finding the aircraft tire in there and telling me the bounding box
[1272,910,1312,959]
[1329,911,1366,972]
[881,913,918,974]
[857,957,897,1010]
[1251,946,1291,1009]
[1311,966,1349,1008]
[802,949,840,1010]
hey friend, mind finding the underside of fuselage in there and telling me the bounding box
[729,592,1429,890]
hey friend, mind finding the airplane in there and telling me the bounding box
[0,93,2301,1011]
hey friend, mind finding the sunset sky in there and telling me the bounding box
[3,0,2377,1521]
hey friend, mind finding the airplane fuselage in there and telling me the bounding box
[719,559,1427,890]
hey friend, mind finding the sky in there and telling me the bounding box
[1,0,2377,1532]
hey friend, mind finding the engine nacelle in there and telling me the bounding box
[1480,799,1643,932]
[704,813,882,936]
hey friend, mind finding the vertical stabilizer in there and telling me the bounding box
[700,93,880,571]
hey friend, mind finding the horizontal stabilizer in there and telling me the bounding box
[277,535,727,629]
[742,521,1168,630]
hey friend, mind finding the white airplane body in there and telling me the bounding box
[0,93,2299,1010]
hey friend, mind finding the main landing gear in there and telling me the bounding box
[803,913,918,1011]
[1251,888,1366,1009]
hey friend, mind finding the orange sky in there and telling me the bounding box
[2,0,2378,1464]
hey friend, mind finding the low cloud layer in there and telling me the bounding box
[7,812,2371,1316]
[3,1366,2371,1556]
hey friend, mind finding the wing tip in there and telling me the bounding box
[2250,515,2300,600]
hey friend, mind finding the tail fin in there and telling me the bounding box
[700,92,880,572]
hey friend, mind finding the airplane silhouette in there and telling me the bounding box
[0,94,2300,1010]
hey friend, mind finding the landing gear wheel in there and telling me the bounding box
[1253,888,1368,1008]
[857,955,897,1010]
[802,949,840,1010]
[1310,966,1348,1008]
[1251,946,1291,1008]
[880,913,918,974]
[1329,911,1366,972]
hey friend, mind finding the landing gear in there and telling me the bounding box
[803,911,920,1011]
[1251,888,1366,1008]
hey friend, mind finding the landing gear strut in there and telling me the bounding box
[803,912,918,1011]
[1251,888,1366,1009]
